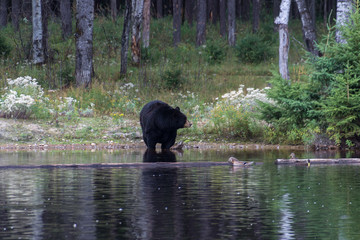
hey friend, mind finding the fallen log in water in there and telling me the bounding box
[276,158,360,165]
[0,161,234,169]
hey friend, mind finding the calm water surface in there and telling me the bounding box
[0,149,360,240]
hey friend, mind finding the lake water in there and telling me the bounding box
[0,148,360,240]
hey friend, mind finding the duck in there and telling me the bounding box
[228,157,254,166]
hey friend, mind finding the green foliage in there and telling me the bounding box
[235,34,273,63]
[0,35,11,58]
[160,65,185,89]
[204,39,226,65]
[261,4,360,146]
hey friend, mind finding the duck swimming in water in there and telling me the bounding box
[228,157,254,166]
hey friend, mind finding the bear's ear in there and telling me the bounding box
[175,106,180,111]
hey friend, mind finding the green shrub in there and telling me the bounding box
[0,35,11,58]
[204,39,226,64]
[161,66,185,89]
[235,34,273,63]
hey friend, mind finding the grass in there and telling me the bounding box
[0,15,325,144]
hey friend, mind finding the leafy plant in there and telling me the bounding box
[204,39,226,65]
[235,34,273,63]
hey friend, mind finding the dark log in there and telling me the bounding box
[0,160,258,169]
[276,158,360,165]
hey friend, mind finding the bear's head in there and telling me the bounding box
[175,107,192,129]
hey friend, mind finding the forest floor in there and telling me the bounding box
[0,117,307,151]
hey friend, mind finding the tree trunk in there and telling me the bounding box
[228,0,236,46]
[295,0,319,56]
[173,0,181,46]
[236,0,241,19]
[32,0,44,64]
[41,0,49,62]
[241,0,250,21]
[131,0,144,65]
[75,0,94,88]
[207,0,218,24]
[0,0,8,27]
[12,0,20,31]
[219,0,226,37]
[111,0,117,21]
[275,0,291,81]
[59,0,72,39]
[252,0,260,33]
[184,0,193,25]
[309,0,315,30]
[196,0,206,46]
[120,0,132,75]
[336,0,353,44]
[156,0,163,18]
[142,0,150,48]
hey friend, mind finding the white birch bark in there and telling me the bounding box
[32,0,44,64]
[75,0,94,88]
[228,0,236,46]
[131,0,144,64]
[336,0,353,44]
[295,0,319,56]
[142,0,150,48]
[275,0,291,81]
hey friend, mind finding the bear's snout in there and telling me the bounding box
[184,120,192,128]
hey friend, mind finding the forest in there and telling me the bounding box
[0,0,359,148]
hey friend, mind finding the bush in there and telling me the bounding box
[235,34,273,63]
[204,39,226,64]
[0,76,50,119]
[161,66,185,89]
[0,35,11,58]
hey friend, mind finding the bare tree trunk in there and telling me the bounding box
[207,0,218,24]
[309,0,315,30]
[196,0,206,46]
[131,0,144,64]
[156,0,163,18]
[275,0,291,81]
[75,0,94,88]
[0,0,8,27]
[219,0,226,37]
[228,0,236,46]
[173,0,181,46]
[142,0,150,48]
[120,0,132,75]
[252,0,260,33]
[336,0,353,44]
[111,0,117,21]
[241,0,250,21]
[41,0,49,61]
[184,0,193,25]
[59,0,72,39]
[32,0,44,64]
[12,0,20,31]
[295,0,319,56]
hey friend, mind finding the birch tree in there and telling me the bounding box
[142,0,150,48]
[228,0,236,46]
[173,0,181,46]
[196,0,206,46]
[59,0,72,39]
[275,0,291,80]
[336,0,353,44]
[120,0,132,75]
[131,0,144,64]
[32,0,44,64]
[75,0,94,88]
[0,0,7,27]
[295,0,319,56]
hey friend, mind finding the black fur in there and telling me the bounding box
[140,100,188,149]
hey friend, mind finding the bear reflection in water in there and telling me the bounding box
[143,149,177,162]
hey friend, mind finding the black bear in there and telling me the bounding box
[140,100,191,149]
